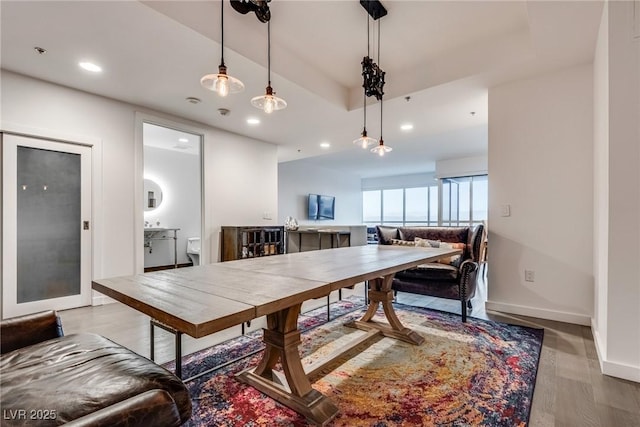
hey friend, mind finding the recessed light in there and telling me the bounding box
[79,62,102,73]
[400,123,414,131]
[320,142,331,149]
[178,138,189,143]
[247,118,260,125]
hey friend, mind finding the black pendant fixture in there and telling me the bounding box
[369,15,392,156]
[356,1,391,155]
[353,12,378,149]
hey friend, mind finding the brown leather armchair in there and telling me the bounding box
[1,311,191,426]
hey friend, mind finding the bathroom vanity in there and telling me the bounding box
[144,228,179,269]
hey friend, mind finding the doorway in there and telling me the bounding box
[142,123,202,271]
[2,133,92,318]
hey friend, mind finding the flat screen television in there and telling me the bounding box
[308,194,335,220]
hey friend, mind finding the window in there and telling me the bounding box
[382,189,403,222]
[441,175,487,226]
[362,190,381,223]
[362,174,487,228]
[362,185,439,227]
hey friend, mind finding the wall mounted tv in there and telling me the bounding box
[308,194,335,220]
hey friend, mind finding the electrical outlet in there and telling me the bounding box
[500,204,511,217]
[524,270,535,282]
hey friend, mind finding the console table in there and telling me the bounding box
[93,244,461,426]
[286,229,351,253]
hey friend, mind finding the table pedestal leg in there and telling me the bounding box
[346,275,425,345]
[237,304,339,426]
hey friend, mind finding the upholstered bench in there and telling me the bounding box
[377,224,484,322]
[0,311,191,426]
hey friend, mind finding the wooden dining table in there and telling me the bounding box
[92,244,461,426]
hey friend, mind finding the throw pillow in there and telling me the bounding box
[414,237,441,248]
[437,242,466,267]
[390,238,415,246]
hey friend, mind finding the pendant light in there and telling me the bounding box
[353,14,377,149]
[371,94,392,156]
[200,0,244,96]
[251,21,287,113]
[370,18,392,156]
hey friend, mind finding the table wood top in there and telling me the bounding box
[223,244,461,291]
[93,244,460,338]
[93,264,329,337]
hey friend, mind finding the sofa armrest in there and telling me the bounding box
[64,389,183,427]
[1,310,64,354]
[459,259,479,299]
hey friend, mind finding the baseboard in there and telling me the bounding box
[485,300,591,326]
[144,263,193,273]
[602,359,640,382]
[591,318,640,383]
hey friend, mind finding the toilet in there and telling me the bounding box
[186,237,200,266]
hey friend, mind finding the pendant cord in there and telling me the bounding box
[220,0,225,65]
[364,14,369,131]
[267,20,271,86]
[380,92,383,141]
[377,19,380,68]
[363,83,367,131]
[378,18,383,142]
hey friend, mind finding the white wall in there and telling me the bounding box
[592,0,640,383]
[593,0,610,377]
[435,155,488,179]
[143,146,201,267]
[1,70,278,283]
[487,64,594,326]
[278,161,362,226]
[206,128,278,262]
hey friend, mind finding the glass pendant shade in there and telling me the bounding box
[353,128,377,149]
[371,138,392,156]
[251,85,286,114]
[200,65,245,96]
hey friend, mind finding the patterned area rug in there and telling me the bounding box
[165,298,543,426]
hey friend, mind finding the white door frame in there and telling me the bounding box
[2,134,92,318]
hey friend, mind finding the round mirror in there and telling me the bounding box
[144,179,163,212]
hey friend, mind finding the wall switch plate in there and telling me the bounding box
[524,270,535,282]
[500,204,511,217]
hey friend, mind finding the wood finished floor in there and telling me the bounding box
[59,274,640,427]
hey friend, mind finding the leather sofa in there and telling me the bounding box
[0,311,191,426]
[377,224,484,322]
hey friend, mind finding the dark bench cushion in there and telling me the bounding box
[0,333,191,426]
[396,262,459,282]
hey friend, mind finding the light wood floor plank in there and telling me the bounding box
[555,377,599,427]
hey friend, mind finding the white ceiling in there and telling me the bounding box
[1,1,603,178]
